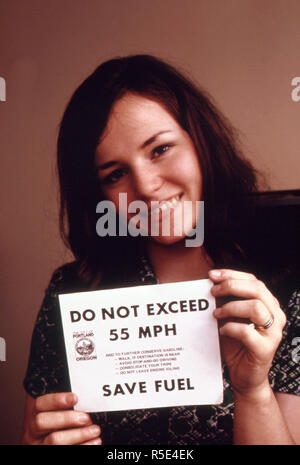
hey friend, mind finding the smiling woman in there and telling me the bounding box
[21,55,300,445]
[55,55,258,284]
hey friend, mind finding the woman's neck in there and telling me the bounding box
[147,240,213,284]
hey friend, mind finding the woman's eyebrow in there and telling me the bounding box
[140,130,172,149]
[96,160,117,171]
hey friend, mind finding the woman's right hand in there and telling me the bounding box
[21,392,102,445]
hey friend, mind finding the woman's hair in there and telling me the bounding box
[57,54,259,284]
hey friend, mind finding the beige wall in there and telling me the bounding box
[0,0,300,444]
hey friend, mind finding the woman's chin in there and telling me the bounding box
[148,234,186,246]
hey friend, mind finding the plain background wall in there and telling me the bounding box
[0,0,300,444]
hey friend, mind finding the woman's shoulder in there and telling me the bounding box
[23,262,80,398]
[45,260,89,297]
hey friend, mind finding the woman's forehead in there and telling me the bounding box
[97,93,180,152]
[110,93,177,128]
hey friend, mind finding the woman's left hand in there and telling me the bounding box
[209,269,287,398]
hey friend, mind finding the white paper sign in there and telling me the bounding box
[58,279,223,412]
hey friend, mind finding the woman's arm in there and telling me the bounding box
[275,393,300,443]
[233,386,298,444]
[209,269,299,445]
[21,392,102,445]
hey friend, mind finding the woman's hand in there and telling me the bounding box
[21,392,102,445]
[209,269,287,399]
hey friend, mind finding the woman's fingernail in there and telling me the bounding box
[93,438,102,445]
[210,270,221,277]
[90,425,100,435]
[78,413,90,424]
[214,308,221,316]
[64,393,76,405]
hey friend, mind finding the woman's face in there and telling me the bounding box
[95,93,202,245]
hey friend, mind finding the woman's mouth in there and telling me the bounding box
[150,194,182,213]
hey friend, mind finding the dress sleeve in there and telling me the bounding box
[269,290,300,395]
[23,268,71,398]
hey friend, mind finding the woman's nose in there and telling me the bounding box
[132,164,163,200]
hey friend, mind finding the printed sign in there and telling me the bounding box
[58,279,223,412]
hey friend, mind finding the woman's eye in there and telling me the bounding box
[101,168,128,185]
[152,144,173,158]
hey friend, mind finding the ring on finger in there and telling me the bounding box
[252,313,275,331]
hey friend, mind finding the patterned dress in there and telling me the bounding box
[24,260,300,445]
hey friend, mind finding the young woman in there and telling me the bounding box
[21,55,300,445]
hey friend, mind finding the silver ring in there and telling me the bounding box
[254,313,275,331]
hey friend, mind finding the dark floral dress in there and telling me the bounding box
[24,260,300,445]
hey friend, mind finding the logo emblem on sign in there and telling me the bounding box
[75,337,95,356]
[73,331,97,361]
